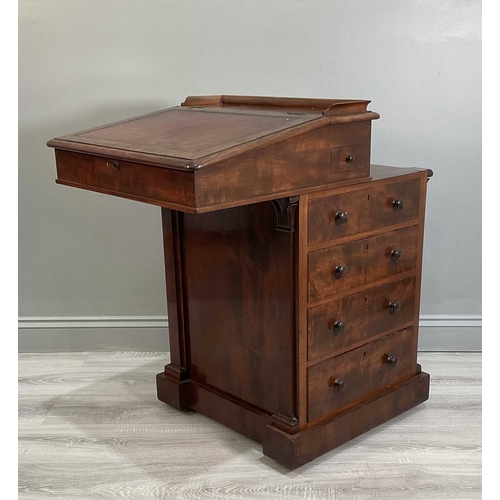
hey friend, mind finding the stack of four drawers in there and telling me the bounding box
[305,168,429,423]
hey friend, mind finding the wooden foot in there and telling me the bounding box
[156,372,191,411]
[262,372,430,469]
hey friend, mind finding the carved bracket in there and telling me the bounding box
[271,195,299,233]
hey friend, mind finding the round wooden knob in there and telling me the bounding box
[386,356,400,367]
[334,210,349,225]
[333,378,347,391]
[345,155,355,164]
[333,265,349,279]
[388,300,401,314]
[392,199,405,211]
[333,320,346,333]
[390,249,403,262]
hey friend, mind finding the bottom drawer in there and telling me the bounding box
[308,327,415,422]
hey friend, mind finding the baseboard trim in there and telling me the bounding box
[18,316,169,352]
[419,314,482,328]
[417,314,482,352]
[18,314,481,352]
[18,316,169,329]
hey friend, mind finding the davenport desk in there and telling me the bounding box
[48,95,432,469]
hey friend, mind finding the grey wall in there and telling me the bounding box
[19,0,481,351]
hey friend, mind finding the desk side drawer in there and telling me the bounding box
[308,178,421,246]
[330,143,370,174]
[308,276,416,361]
[308,226,419,303]
[193,122,372,210]
[308,327,415,422]
[55,150,196,209]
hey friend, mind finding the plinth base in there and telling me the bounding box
[156,370,430,469]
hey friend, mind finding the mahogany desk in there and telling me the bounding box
[48,95,431,469]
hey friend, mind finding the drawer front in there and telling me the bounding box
[55,150,195,208]
[308,276,416,361]
[308,178,421,246]
[308,327,415,422]
[194,122,372,210]
[330,143,370,174]
[308,226,419,302]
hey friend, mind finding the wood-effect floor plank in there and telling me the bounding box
[18,352,482,500]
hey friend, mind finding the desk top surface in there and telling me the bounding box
[47,95,376,169]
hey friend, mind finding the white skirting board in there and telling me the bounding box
[18,315,482,352]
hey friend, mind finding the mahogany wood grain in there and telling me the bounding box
[308,177,421,246]
[161,210,189,381]
[370,164,433,181]
[331,143,369,174]
[181,202,297,422]
[194,122,372,210]
[49,98,378,212]
[48,96,379,172]
[154,167,430,467]
[308,328,415,422]
[308,276,416,362]
[48,95,432,469]
[307,169,424,201]
[48,106,317,166]
[263,370,430,469]
[55,179,200,214]
[308,225,419,303]
[156,373,190,412]
[296,194,309,429]
[188,381,272,443]
[157,375,272,443]
[55,150,196,210]
[410,173,430,367]
[77,108,317,159]
[182,95,373,116]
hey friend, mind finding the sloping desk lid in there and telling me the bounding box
[47,95,377,170]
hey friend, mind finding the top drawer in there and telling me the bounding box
[308,178,421,247]
[55,150,196,210]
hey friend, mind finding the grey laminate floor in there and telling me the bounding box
[19,352,481,500]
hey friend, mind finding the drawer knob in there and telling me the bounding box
[386,355,400,367]
[332,320,346,333]
[345,155,355,164]
[333,378,347,391]
[334,210,349,225]
[390,249,403,262]
[388,300,402,314]
[106,160,120,170]
[392,198,405,211]
[333,265,349,279]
